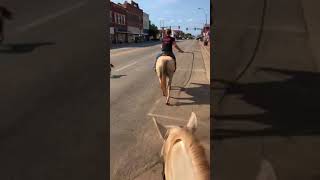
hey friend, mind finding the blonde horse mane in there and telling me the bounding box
[162,128,210,180]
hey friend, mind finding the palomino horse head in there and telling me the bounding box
[155,56,176,105]
[153,112,210,180]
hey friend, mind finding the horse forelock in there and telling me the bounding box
[162,128,210,180]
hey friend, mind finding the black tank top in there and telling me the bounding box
[161,36,175,52]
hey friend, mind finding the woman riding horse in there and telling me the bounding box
[154,29,184,72]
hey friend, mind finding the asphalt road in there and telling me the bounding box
[0,1,107,179]
[213,0,320,179]
[110,40,210,180]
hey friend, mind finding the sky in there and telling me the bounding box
[111,0,210,36]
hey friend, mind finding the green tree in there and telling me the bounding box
[148,21,159,39]
[185,33,192,38]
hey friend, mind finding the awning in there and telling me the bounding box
[115,31,130,34]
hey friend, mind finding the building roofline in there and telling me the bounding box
[111,1,127,10]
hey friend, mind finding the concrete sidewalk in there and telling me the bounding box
[199,41,211,82]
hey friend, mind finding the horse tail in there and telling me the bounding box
[161,60,168,93]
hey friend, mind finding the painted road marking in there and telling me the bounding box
[115,61,138,72]
[148,113,206,126]
[256,159,277,180]
[148,113,187,122]
[148,98,161,115]
[112,51,159,72]
[16,1,88,33]
[111,48,144,57]
[111,43,160,56]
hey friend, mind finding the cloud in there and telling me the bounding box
[163,10,171,15]
[186,18,193,22]
[168,19,175,24]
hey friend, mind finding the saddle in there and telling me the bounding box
[159,52,175,60]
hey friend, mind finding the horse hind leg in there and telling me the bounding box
[166,76,172,105]
[158,77,165,96]
[162,76,167,97]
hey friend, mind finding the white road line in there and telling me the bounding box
[148,98,161,115]
[148,113,207,126]
[115,61,137,72]
[147,113,187,122]
[16,1,88,33]
[256,159,278,180]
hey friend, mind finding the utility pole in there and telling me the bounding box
[198,8,207,26]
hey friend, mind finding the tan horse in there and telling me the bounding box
[155,56,176,105]
[153,112,210,180]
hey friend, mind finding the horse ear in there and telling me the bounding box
[186,112,197,132]
[153,117,167,141]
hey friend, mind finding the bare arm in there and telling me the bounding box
[173,41,184,53]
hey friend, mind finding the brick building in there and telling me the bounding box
[122,1,143,43]
[143,12,150,40]
[110,2,128,43]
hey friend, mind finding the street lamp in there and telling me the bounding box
[198,8,207,25]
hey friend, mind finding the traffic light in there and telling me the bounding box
[178,26,180,29]
[194,27,196,30]
[169,26,171,29]
[186,28,188,31]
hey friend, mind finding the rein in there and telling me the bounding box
[160,131,183,180]
[161,159,166,180]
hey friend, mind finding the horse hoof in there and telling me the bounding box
[166,102,170,105]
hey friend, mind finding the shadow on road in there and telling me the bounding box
[173,83,210,106]
[170,86,185,91]
[0,42,55,54]
[213,67,320,140]
[110,75,127,79]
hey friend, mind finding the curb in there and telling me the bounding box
[199,41,210,83]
